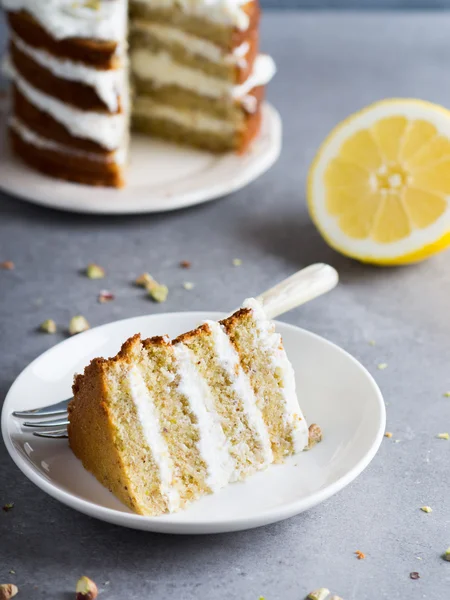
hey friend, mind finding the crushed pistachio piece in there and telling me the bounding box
[305,423,323,451]
[232,258,242,267]
[0,261,14,270]
[8,571,14,576]
[394,439,401,443]
[377,363,388,370]
[2,503,14,512]
[442,548,450,561]
[183,282,195,291]
[86,263,105,279]
[83,0,101,9]
[76,576,98,599]
[410,572,420,580]
[355,550,366,560]
[0,584,18,599]
[98,290,115,304]
[385,432,393,438]
[444,392,450,398]
[69,316,90,335]
[135,272,153,287]
[421,506,432,513]
[368,340,376,346]
[40,319,57,334]
[307,588,330,600]
[147,281,168,303]
[180,260,191,269]
[437,433,450,440]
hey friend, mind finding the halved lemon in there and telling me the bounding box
[307,99,450,265]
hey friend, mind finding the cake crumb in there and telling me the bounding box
[355,550,366,560]
[0,261,14,270]
[183,282,195,291]
[0,584,18,599]
[385,432,393,438]
[377,363,388,370]
[2,503,14,512]
[180,260,191,269]
[420,506,432,513]
[232,258,242,267]
[305,424,323,450]
[410,572,420,580]
[437,433,449,440]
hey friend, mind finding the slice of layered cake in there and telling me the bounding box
[1,0,276,187]
[68,299,309,516]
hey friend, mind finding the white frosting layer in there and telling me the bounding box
[9,116,126,163]
[131,20,249,67]
[132,0,253,30]
[131,50,275,101]
[173,343,236,491]
[2,0,127,42]
[133,97,237,134]
[242,298,309,454]
[206,320,273,467]
[7,60,126,150]
[128,365,181,512]
[11,33,124,113]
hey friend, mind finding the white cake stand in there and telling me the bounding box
[0,103,281,215]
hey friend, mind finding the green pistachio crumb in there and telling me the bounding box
[40,319,57,334]
[444,392,450,398]
[232,258,242,267]
[69,315,90,335]
[307,588,330,600]
[135,272,153,287]
[443,548,450,561]
[368,340,376,346]
[377,363,388,370]
[2,503,14,512]
[147,282,168,303]
[9,570,15,575]
[86,263,105,279]
[437,433,450,440]
[420,506,432,513]
[183,282,195,291]
[83,0,101,9]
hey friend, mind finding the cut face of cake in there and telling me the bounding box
[2,0,276,187]
[68,299,309,516]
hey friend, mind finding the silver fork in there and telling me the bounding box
[13,398,71,438]
[12,263,339,439]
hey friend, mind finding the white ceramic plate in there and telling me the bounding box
[1,312,385,534]
[0,103,281,215]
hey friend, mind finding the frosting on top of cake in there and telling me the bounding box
[2,0,127,42]
[133,0,254,30]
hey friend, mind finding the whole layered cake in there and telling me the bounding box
[2,0,276,187]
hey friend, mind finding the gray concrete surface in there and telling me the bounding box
[1,11,450,600]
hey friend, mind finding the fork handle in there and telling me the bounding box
[256,263,339,320]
